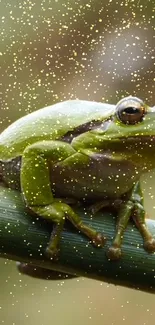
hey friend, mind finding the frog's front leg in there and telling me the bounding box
[107,182,155,260]
[21,140,105,258]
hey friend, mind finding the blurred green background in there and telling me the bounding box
[0,0,155,324]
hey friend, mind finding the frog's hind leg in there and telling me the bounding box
[21,140,105,258]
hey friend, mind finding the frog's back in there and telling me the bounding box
[0,100,115,160]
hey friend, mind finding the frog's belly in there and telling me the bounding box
[51,158,139,200]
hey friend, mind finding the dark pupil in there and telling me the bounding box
[124,107,139,114]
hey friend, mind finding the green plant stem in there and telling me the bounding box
[0,185,155,293]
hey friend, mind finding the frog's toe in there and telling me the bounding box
[92,232,106,247]
[45,246,60,260]
[144,238,155,253]
[106,246,122,260]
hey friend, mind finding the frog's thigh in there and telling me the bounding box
[21,140,76,206]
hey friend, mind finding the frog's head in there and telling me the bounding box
[90,96,155,173]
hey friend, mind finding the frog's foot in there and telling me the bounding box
[91,232,106,247]
[143,238,155,253]
[45,223,62,260]
[45,246,60,260]
[30,201,106,261]
[106,246,122,260]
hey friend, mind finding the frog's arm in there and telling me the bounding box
[1,186,155,293]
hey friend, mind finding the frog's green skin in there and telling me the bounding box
[0,97,155,261]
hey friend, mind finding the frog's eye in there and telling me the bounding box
[116,97,146,125]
